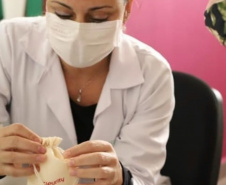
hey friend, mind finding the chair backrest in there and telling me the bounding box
[161,71,224,185]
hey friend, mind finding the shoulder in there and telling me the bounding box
[0,16,45,30]
[0,16,46,41]
[0,16,49,71]
[122,34,172,75]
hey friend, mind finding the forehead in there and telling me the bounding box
[47,0,124,8]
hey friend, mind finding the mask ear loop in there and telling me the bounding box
[123,11,130,23]
[123,11,130,32]
[33,165,45,185]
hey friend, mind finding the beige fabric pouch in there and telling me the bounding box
[27,137,79,185]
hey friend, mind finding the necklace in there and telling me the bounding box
[76,79,93,103]
[75,68,108,103]
[62,58,110,103]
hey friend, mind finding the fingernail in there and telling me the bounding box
[68,159,74,167]
[36,155,46,162]
[70,169,77,176]
[34,137,41,143]
[63,150,71,158]
[38,146,46,154]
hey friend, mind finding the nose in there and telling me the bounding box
[74,15,86,23]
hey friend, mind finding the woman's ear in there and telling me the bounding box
[125,0,133,13]
[123,0,133,23]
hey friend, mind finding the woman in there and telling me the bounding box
[0,0,175,184]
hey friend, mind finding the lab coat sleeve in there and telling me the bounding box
[0,21,12,126]
[114,54,175,185]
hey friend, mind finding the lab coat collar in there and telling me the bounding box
[108,34,144,89]
[18,18,144,143]
[94,34,144,117]
[19,18,144,89]
[19,17,50,68]
[19,18,77,144]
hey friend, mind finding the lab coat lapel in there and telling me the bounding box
[92,34,144,142]
[38,55,77,145]
[94,34,144,119]
[19,20,77,145]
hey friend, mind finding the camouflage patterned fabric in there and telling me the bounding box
[205,0,226,45]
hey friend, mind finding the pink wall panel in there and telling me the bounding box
[126,0,226,158]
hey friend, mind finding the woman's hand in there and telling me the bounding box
[0,123,46,177]
[64,140,123,185]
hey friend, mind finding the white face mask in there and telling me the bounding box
[46,12,123,68]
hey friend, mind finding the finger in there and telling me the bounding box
[70,166,114,180]
[0,124,41,143]
[64,140,113,158]
[0,163,34,177]
[69,152,117,167]
[0,151,46,164]
[0,136,46,154]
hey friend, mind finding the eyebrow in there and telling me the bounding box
[51,1,73,10]
[51,1,112,11]
[89,6,113,11]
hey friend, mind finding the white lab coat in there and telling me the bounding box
[0,16,175,185]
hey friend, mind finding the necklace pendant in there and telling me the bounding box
[76,89,82,103]
[76,94,81,103]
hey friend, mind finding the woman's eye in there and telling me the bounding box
[55,12,73,20]
[90,18,108,23]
